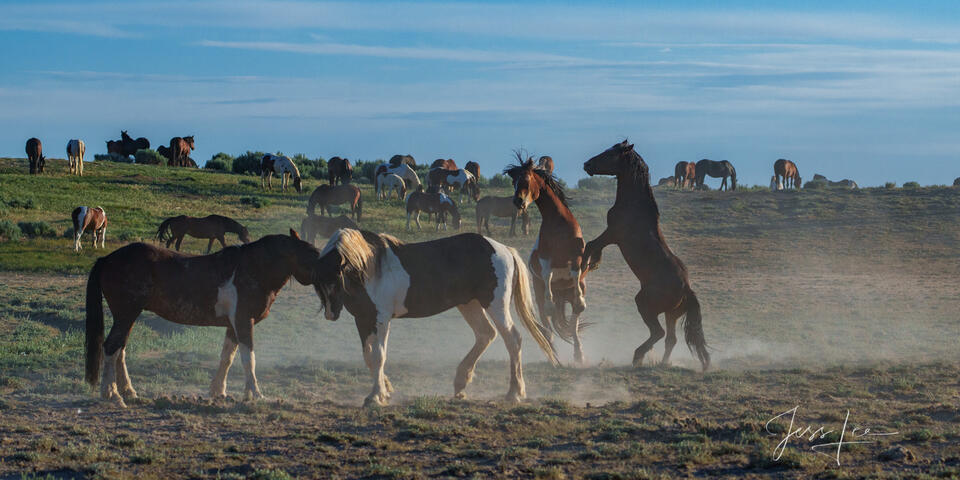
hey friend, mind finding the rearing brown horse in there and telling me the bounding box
[583,140,709,371]
[505,157,587,362]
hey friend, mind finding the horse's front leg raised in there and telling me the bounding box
[584,229,615,271]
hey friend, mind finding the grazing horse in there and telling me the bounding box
[376,173,406,201]
[583,140,709,371]
[695,159,737,191]
[26,138,44,174]
[430,158,458,170]
[476,195,529,237]
[261,154,303,193]
[169,136,196,167]
[307,184,362,221]
[430,168,479,203]
[328,157,353,185]
[300,214,359,245]
[504,158,587,359]
[71,206,107,252]
[537,156,554,175]
[774,159,801,190]
[156,215,252,253]
[674,161,696,188]
[375,163,421,195]
[389,154,416,168]
[312,229,558,406]
[67,139,85,176]
[406,186,461,231]
[85,230,321,406]
[120,131,149,157]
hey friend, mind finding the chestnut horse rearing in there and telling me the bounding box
[505,158,587,359]
[85,231,322,406]
[583,140,709,371]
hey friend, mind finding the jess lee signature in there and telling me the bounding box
[765,406,899,465]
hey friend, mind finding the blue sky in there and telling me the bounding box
[1,1,958,186]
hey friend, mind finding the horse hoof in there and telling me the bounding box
[454,391,467,400]
[121,388,138,399]
[504,392,522,404]
[363,394,388,408]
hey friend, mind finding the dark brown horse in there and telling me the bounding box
[328,157,353,185]
[674,161,696,188]
[157,145,172,163]
[537,156,554,175]
[120,131,150,157]
[169,136,196,167]
[430,158,458,170]
[307,184,362,221]
[476,195,529,237]
[300,214,359,245]
[464,161,480,180]
[504,157,587,359]
[157,214,252,253]
[583,140,709,371]
[389,154,416,168]
[26,137,44,174]
[85,231,322,406]
[406,186,461,231]
[773,158,801,190]
[695,159,737,191]
[106,140,123,157]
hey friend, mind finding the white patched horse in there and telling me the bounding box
[67,139,85,176]
[441,169,479,203]
[376,164,421,197]
[312,229,558,407]
[72,206,107,252]
[377,173,406,201]
[770,176,783,191]
[261,154,303,193]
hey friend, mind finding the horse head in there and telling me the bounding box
[239,226,252,244]
[584,140,633,176]
[504,156,540,210]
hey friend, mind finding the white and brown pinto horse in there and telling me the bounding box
[376,173,407,201]
[85,230,322,406]
[313,229,558,406]
[406,187,461,231]
[261,154,303,193]
[375,164,421,197]
[66,139,85,176]
[429,168,480,204]
[72,206,107,252]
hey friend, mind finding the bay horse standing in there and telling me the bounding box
[307,184,362,221]
[85,231,322,406]
[26,138,44,174]
[312,229,558,406]
[583,140,709,371]
[67,139,85,176]
[773,159,801,190]
[505,158,587,362]
[695,159,737,191]
[476,195,529,237]
[156,214,252,253]
[261,154,303,193]
[674,161,696,188]
[328,157,353,185]
[169,136,196,167]
[72,206,107,252]
[406,186,461,231]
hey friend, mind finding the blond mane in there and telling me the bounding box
[320,228,404,279]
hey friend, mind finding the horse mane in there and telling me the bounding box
[617,143,660,217]
[502,160,569,207]
[320,228,404,280]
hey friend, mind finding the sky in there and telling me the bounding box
[1,1,958,187]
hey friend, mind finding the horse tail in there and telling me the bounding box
[682,288,710,371]
[509,247,559,366]
[85,258,106,386]
[355,193,363,223]
[156,217,174,242]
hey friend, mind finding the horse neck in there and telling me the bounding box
[532,184,572,225]
[614,168,660,219]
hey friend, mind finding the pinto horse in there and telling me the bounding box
[583,140,709,371]
[476,195,529,237]
[72,206,107,252]
[375,164,421,195]
[429,168,479,203]
[773,159,801,190]
[26,137,44,174]
[300,214,358,245]
[67,139,85,176]
[695,159,737,191]
[406,186,461,231]
[85,230,321,406]
[389,154,416,168]
[328,157,353,185]
[504,158,587,361]
[261,154,303,193]
[312,229,558,406]
[307,184,362,221]
[376,173,406,201]
[156,214,252,253]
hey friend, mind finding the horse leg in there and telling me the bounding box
[206,238,215,254]
[538,257,557,316]
[454,301,497,399]
[101,305,142,407]
[661,307,683,366]
[633,290,664,368]
[364,313,392,407]
[209,329,239,398]
[415,211,423,231]
[174,235,184,251]
[355,316,393,398]
[235,317,263,401]
[74,226,85,252]
[485,298,525,403]
[99,227,106,248]
[571,301,587,366]
[114,347,137,399]
[219,235,227,250]
[509,215,516,237]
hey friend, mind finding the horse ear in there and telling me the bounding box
[290,228,301,239]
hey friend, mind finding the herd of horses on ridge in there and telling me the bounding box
[71,140,716,408]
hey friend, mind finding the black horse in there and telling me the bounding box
[695,159,737,191]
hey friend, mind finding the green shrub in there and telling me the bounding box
[233,151,267,175]
[577,176,616,190]
[488,173,513,188]
[885,182,897,189]
[205,152,234,171]
[0,220,21,241]
[7,198,36,209]
[292,154,328,181]
[134,149,165,165]
[903,181,920,189]
[97,153,133,163]
[18,221,57,238]
[355,159,386,184]
[804,180,826,190]
[239,196,270,209]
